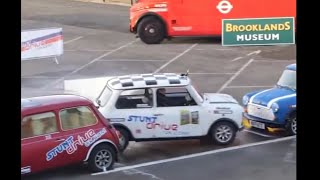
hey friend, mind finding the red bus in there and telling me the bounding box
[129,0,296,44]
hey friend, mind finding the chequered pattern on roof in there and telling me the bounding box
[108,73,189,89]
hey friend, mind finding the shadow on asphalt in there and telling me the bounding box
[161,36,222,45]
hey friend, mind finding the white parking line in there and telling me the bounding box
[247,50,261,56]
[64,36,83,44]
[92,136,295,176]
[231,57,243,62]
[153,43,198,73]
[217,58,254,93]
[243,129,276,138]
[231,50,261,62]
[226,85,273,88]
[41,39,138,90]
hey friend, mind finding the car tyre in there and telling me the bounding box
[211,121,236,145]
[137,16,165,44]
[286,112,296,135]
[88,144,116,173]
[116,127,130,152]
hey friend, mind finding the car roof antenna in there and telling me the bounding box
[181,69,189,77]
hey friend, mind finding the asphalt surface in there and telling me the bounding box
[23,137,296,180]
[96,138,296,180]
[21,0,296,179]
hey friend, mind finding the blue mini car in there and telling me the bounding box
[242,63,296,135]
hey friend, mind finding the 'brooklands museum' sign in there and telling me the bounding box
[222,17,295,46]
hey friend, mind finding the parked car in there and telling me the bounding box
[92,73,244,151]
[21,94,121,175]
[242,64,296,135]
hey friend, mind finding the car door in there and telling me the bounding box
[56,105,106,164]
[107,88,156,139]
[21,111,64,174]
[152,86,204,138]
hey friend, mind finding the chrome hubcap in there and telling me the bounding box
[215,125,233,142]
[149,28,155,33]
[95,150,111,168]
[291,118,297,134]
[144,24,158,37]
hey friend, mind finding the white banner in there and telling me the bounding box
[21,28,63,60]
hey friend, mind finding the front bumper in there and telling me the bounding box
[242,113,285,133]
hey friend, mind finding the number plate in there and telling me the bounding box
[250,121,265,129]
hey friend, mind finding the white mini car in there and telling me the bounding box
[91,73,244,151]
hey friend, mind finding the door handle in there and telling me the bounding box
[153,114,163,116]
[55,138,65,142]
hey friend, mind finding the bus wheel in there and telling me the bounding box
[137,16,165,44]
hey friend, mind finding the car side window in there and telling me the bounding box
[21,112,58,139]
[115,88,153,109]
[156,87,197,107]
[60,106,98,131]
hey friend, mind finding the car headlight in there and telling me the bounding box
[271,103,279,112]
[242,95,249,105]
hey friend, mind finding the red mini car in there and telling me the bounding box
[21,94,121,175]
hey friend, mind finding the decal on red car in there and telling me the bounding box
[46,128,107,161]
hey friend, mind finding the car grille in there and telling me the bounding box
[247,104,275,120]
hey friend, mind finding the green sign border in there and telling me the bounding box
[222,17,295,46]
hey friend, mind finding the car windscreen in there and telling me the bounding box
[277,69,296,90]
[96,85,112,107]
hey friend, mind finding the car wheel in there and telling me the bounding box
[137,16,165,44]
[211,121,236,145]
[88,144,116,173]
[116,128,130,152]
[286,113,297,135]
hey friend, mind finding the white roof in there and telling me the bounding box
[107,73,190,90]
